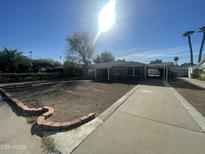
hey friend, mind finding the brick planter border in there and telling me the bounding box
[0,88,95,131]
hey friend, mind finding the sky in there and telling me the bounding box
[0,0,205,64]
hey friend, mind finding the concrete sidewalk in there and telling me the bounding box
[180,77,205,89]
[72,80,205,154]
[0,96,42,154]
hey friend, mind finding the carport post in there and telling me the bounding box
[108,68,110,80]
[166,66,168,83]
[132,67,134,76]
[163,65,166,81]
[144,65,147,79]
[95,69,97,79]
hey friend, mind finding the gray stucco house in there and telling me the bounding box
[88,60,146,81]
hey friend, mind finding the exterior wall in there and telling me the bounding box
[199,62,205,78]
[188,67,198,78]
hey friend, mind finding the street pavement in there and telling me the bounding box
[0,95,42,154]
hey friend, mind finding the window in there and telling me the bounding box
[127,67,133,76]
[88,68,94,73]
[134,67,141,76]
[113,67,120,75]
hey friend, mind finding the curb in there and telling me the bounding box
[0,88,96,131]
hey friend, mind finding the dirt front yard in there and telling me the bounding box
[169,78,205,117]
[7,80,136,121]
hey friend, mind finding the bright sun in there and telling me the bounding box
[98,0,116,33]
[92,0,116,45]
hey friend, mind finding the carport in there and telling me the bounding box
[146,64,168,82]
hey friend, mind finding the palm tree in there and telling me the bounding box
[0,48,31,72]
[198,26,205,63]
[174,56,179,65]
[183,30,195,66]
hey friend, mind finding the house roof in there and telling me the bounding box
[147,64,167,67]
[91,60,145,68]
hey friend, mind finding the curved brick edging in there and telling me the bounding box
[0,88,96,131]
[37,112,96,131]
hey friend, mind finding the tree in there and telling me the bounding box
[149,59,163,64]
[32,59,61,72]
[63,61,83,77]
[181,63,191,67]
[198,26,205,63]
[183,30,194,66]
[174,57,179,65]
[66,32,94,67]
[93,51,115,63]
[0,48,31,72]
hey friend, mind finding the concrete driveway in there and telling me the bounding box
[0,95,42,154]
[72,80,205,154]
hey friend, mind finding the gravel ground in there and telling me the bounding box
[169,78,205,117]
[8,80,136,121]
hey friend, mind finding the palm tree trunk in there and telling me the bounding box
[198,32,205,63]
[188,35,193,66]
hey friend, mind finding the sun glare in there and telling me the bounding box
[98,0,116,33]
[92,0,116,45]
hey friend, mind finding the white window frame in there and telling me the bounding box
[126,66,142,76]
[88,68,94,73]
[113,67,120,75]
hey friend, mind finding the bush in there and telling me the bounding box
[0,73,63,83]
[63,61,83,77]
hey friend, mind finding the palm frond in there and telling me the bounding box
[182,30,195,37]
[199,26,205,32]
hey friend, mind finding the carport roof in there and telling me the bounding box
[91,60,145,68]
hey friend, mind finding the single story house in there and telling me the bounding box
[88,60,188,81]
[88,60,146,81]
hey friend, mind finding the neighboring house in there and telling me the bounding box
[188,59,205,78]
[88,60,146,81]
[198,59,205,78]
[188,66,199,78]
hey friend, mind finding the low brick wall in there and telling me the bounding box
[0,88,95,131]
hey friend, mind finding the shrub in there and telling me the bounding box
[63,61,83,77]
[0,73,63,83]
